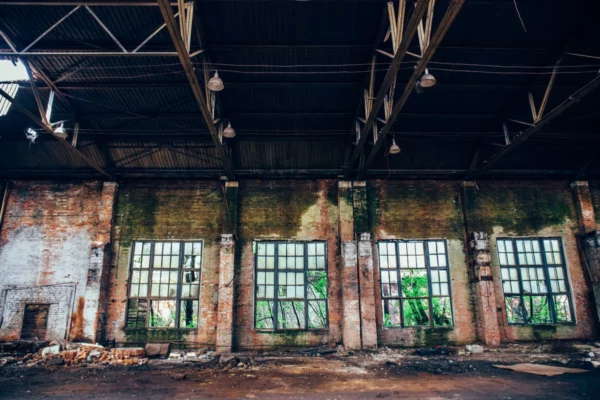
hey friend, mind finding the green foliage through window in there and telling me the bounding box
[498,238,573,325]
[379,240,453,329]
[255,241,328,330]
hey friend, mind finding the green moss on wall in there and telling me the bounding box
[238,182,323,239]
[115,182,226,246]
[369,181,463,239]
[465,183,573,235]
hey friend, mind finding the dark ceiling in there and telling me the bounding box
[0,0,599,180]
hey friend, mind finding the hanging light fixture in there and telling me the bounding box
[25,127,38,143]
[223,122,236,138]
[53,122,68,139]
[419,68,436,88]
[208,71,224,92]
[389,138,401,155]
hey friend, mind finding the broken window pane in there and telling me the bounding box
[382,299,401,328]
[432,297,453,326]
[149,300,176,328]
[256,301,275,329]
[254,241,328,330]
[179,300,198,328]
[308,300,327,328]
[403,299,430,326]
[498,238,573,325]
[401,269,429,298]
[553,295,573,323]
[278,301,306,329]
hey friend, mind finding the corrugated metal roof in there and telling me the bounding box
[1,0,600,180]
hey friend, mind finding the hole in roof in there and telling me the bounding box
[0,59,29,117]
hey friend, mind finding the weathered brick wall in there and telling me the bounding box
[234,180,341,350]
[368,180,477,347]
[464,180,597,341]
[0,181,112,342]
[106,181,226,346]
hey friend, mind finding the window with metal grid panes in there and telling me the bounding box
[126,241,203,329]
[497,238,574,324]
[378,240,453,328]
[254,241,328,330]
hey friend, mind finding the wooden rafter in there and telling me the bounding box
[0,88,111,179]
[344,0,429,179]
[357,0,465,179]
[470,73,600,178]
[156,0,234,180]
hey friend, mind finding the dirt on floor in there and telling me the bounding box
[1,342,600,399]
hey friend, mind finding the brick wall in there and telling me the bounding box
[106,181,226,346]
[0,181,114,342]
[464,180,597,341]
[2,179,597,348]
[234,180,341,350]
[368,180,477,347]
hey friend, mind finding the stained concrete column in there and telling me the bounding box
[216,234,236,353]
[83,182,118,343]
[339,181,361,350]
[570,181,600,322]
[461,181,501,346]
[358,233,377,350]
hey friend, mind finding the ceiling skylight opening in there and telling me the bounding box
[0,58,30,117]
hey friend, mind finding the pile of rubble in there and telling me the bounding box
[1,340,146,368]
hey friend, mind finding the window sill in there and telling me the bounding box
[124,327,198,332]
[254,329,329,334]
[506,322,576,327]
[383,326,454,330]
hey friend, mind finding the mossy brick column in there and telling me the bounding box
[217,182,238,353]
[216,233,236,353]
[358,233,377,350]
[84,182,118,343]
[570,181,600,322]
[461,182,501,346]
[339,181,361,350]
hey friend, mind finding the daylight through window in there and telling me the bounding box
[255,241,328,330]
[126,241,202,329]
[378,240,453,328]
[0,59,29,117]
[498,238,573,324]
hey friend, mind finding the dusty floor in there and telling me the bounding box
[1,344,600,399]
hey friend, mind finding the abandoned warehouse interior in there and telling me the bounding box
[0,0,600,357]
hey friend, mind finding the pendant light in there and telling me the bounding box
[223,122,236,138]
[419,68,436,88]
[389,138,401,155]
[208,71,224,92]
[53,122,68,139]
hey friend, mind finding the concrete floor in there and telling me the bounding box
[1,351,599,399]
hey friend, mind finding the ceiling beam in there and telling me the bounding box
[357,0,465,180]
[51,111,507,119]
[0,88,111,179]
[15,82,586,91]
[343,0,429,179]
[470,73,600,177]
[156,0,234,180]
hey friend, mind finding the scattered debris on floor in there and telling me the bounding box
[494,363,589,376]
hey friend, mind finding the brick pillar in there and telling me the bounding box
[570,181,600,323]
[469,232,501,346]
[339,181,361,350]
[83,182,118,343]
[216,234,235,353]
[358,233,377,350]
